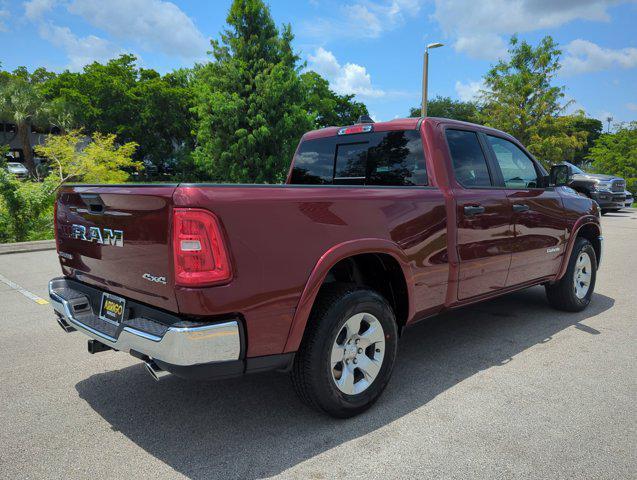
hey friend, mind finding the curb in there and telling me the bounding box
[0,239,56,256]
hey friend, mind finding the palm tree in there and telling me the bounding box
[0,73,50,175]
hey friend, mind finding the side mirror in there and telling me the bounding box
[550,164,570,187]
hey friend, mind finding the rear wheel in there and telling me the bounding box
[545,237,597,312]
[291,284,398,418]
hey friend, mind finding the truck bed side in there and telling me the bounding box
[173,184,448,356]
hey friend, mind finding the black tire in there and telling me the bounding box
[545,237,597,312]
[600,210,608,215]
[291,284,398,418]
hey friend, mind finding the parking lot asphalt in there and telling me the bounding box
[0,210,635,480]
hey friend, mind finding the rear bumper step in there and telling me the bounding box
[49,277,242,367]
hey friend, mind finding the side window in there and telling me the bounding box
[487,136,540,189]
[366,130,427,186]
[445,129,492,188]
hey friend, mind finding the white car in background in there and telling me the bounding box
[6,162,29,179]
[625,191,634,208]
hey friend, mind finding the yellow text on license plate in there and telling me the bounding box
[103,299,123,316]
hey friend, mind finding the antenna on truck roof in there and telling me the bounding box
[356,115,375,124]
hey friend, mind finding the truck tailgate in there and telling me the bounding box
[55,185,178,312]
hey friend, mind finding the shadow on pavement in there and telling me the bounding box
[76,286,614,480]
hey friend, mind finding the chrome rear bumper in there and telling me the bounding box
[49,278,241,367]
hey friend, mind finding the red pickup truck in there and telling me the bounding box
[50,117,603,417]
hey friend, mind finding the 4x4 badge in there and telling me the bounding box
[143,273,166,285]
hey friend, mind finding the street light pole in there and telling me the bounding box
[421,42,444,117]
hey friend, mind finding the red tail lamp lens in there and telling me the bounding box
[173,208,232,286]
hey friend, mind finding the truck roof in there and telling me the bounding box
[302,117,421,141]
[301,117,516,142]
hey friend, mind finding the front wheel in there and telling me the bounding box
[291,285,398,418]
[545,237,597,312]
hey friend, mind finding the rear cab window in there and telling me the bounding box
[290,130,427,186]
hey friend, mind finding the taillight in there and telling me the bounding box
[172,208,232,287]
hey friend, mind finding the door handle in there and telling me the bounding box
[512,204,530,213]
[463,205,485,216]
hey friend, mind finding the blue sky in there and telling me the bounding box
[1,0,636,126]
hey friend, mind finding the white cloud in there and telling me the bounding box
[433,0,626,60]
[334,63,385,98]
[302,0,424,39]
[626,102,637,112]
[67,0,207,58]
[308,47,385,98]
[455,80,484,102]
[38,23,120,70]
[454,34,507,61]
[562,39,637,75]
[23,0,54,21]
[307,47,341,78]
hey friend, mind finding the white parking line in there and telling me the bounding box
[0,273,49,305]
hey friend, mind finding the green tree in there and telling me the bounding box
[587,122,637,195]
[131,68,195,169]
[562,112,603,166]
[0,131,141,243]
[192,0,312,183]
[41,56,195,172]
[301,71,369,128]
[35,131,141,185]
[409,95,479,122]
[0,68,52,174]
[0,158,57,242]
[527,113,587,165]
[478,36,585,166]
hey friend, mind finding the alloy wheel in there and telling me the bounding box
[330,312,385,395]
[574,251,592,299]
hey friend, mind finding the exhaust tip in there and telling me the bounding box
[144,360,170,381]
[56,316,76,333]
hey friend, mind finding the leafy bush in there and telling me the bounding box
[0,132,140,243]
[35,131,140,184]
[0,161,57,242]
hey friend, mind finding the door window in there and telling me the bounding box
[445,129,492,188]
[487,136,540,189]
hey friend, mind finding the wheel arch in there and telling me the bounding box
[555,219,601,281]
[283,239,414,353]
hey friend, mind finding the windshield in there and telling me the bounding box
[7,163,24,168]
[563,161,585,174]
